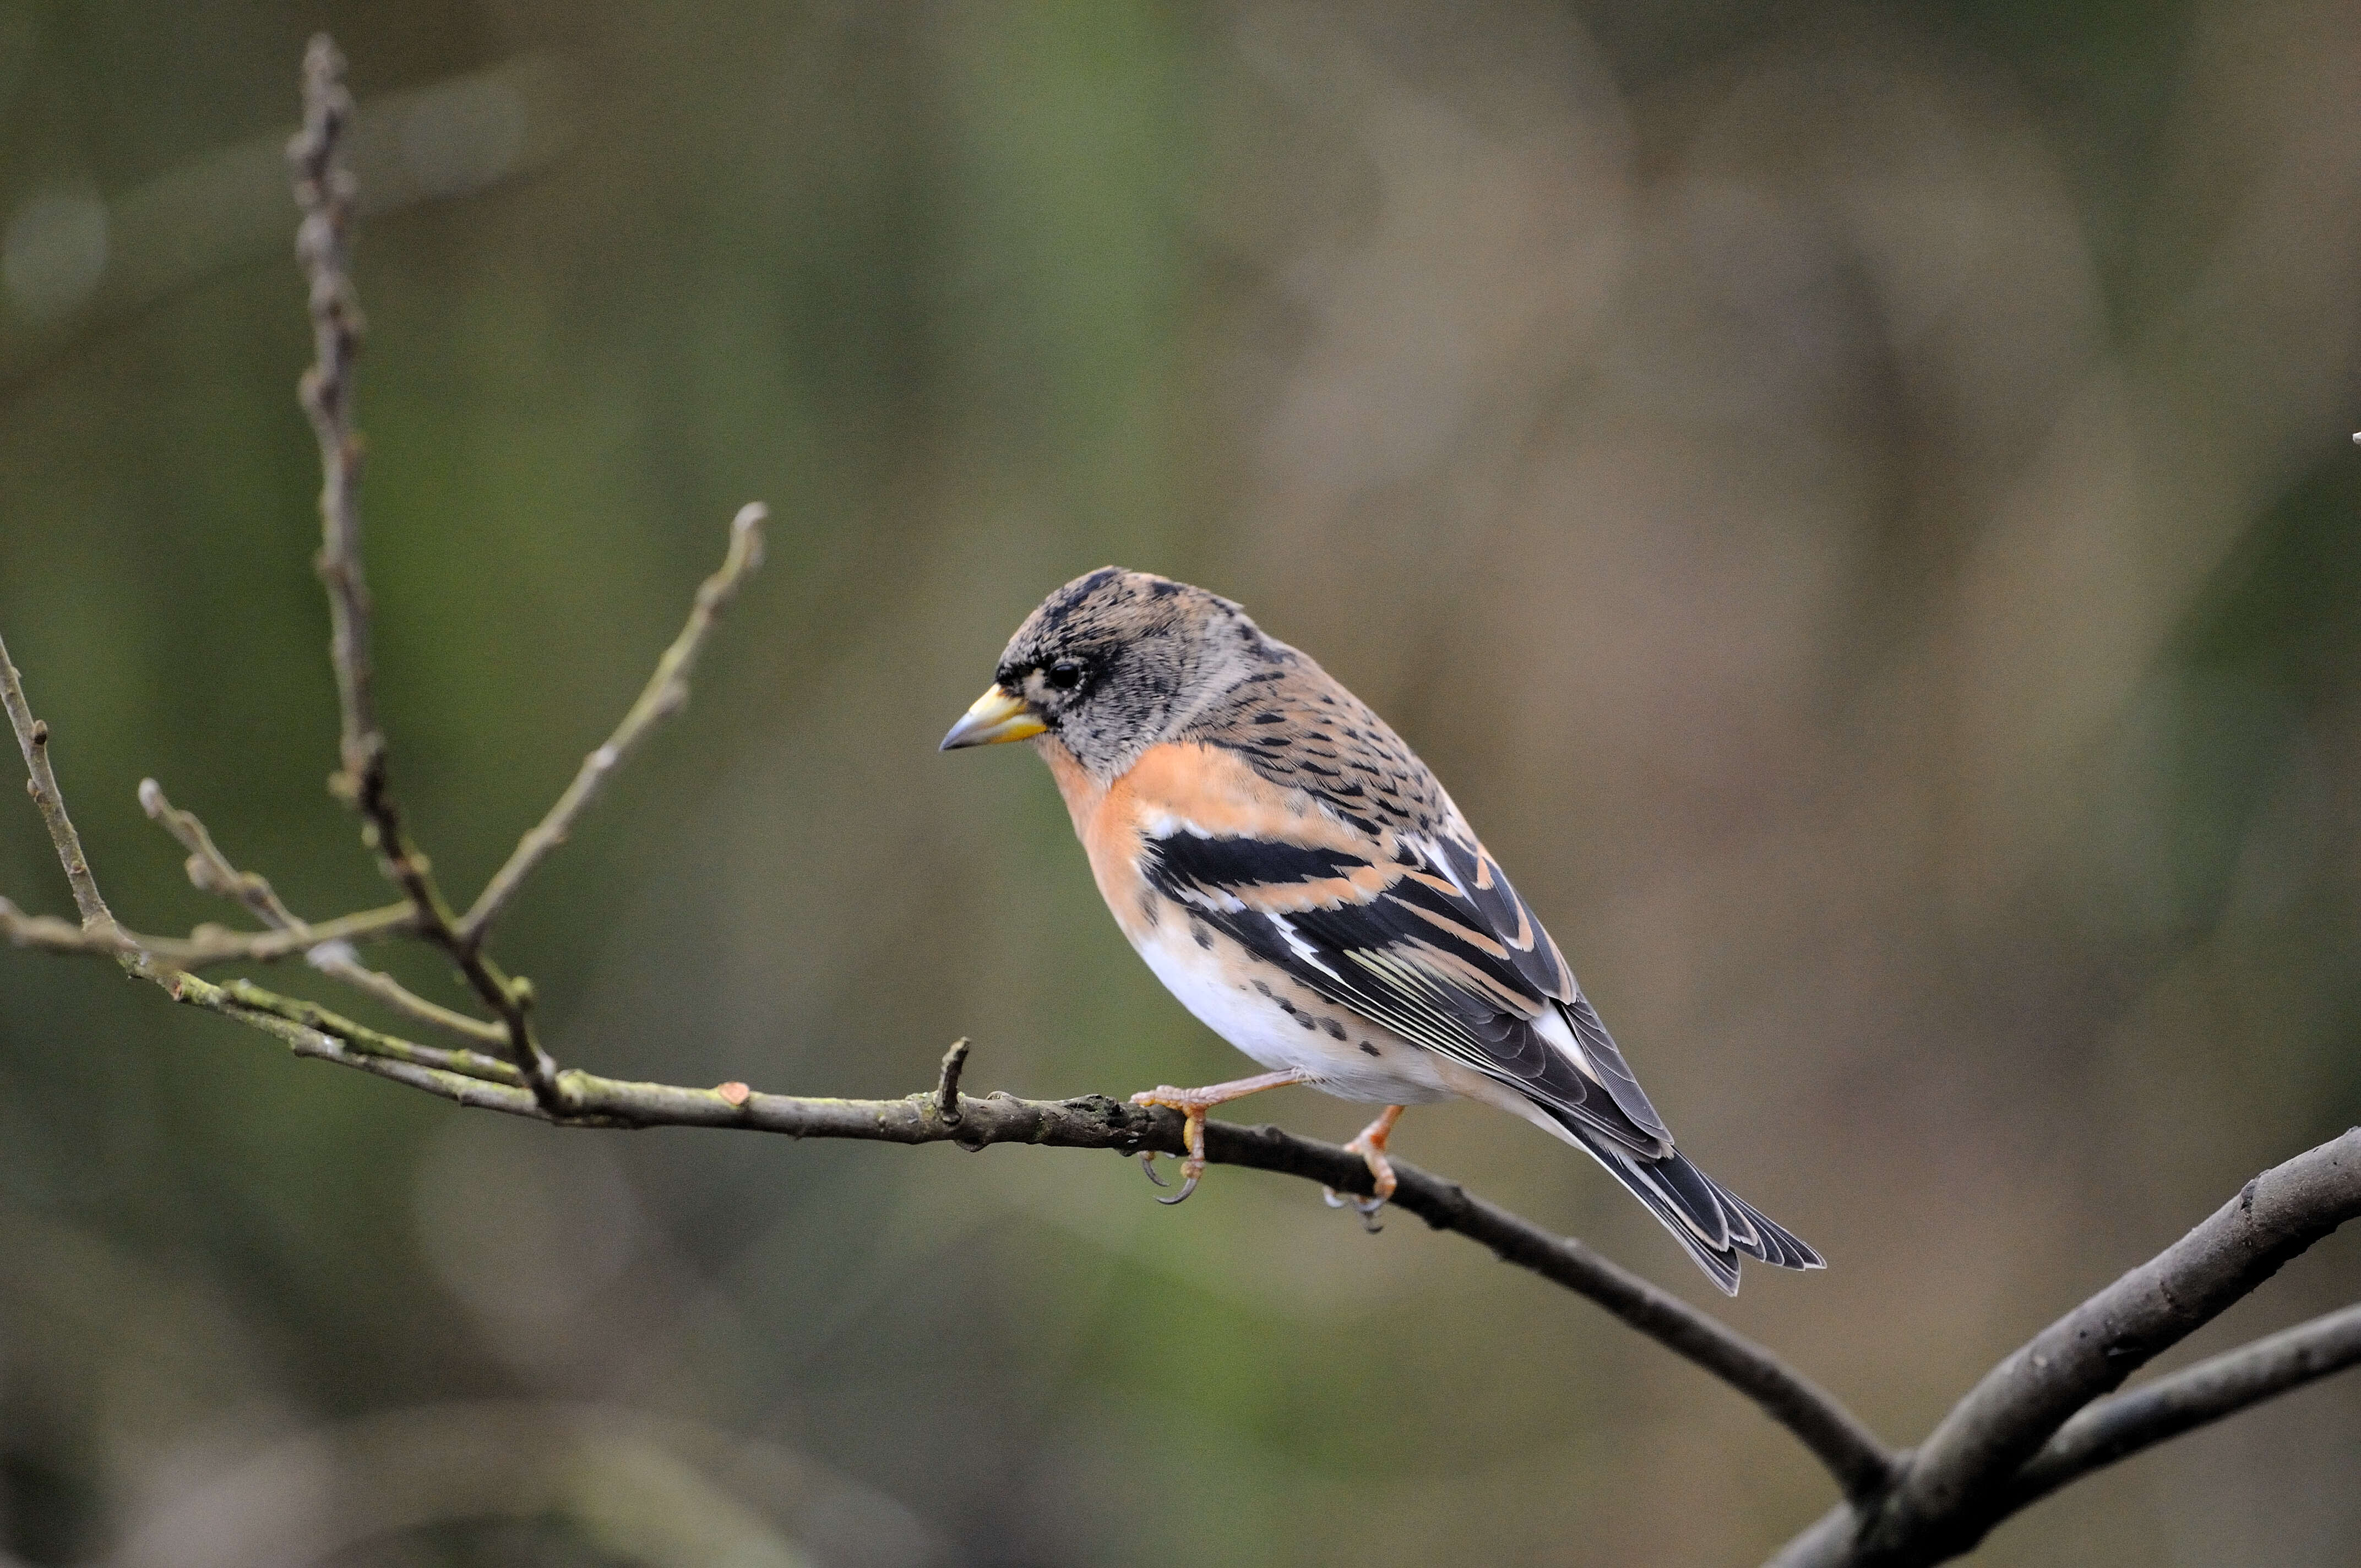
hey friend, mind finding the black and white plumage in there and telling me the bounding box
[943,567,1821,1293]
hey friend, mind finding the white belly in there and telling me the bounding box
[1129,922,1459,1104]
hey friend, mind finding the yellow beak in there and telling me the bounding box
[940,683,1046,750]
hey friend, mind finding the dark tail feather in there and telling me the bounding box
[1568,1128,1825,1295]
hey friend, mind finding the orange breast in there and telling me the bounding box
[1040,738,1375,941]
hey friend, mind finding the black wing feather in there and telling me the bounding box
[1142,826,1669,1157]
[1135,782,1821,1289]
[1564,990,1670,1145]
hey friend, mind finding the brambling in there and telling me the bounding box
[943,568,1821,1293]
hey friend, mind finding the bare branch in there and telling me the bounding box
[172,984,537,1114]
[1876,1129,2361,1547]
[459,502,767,946]
[206,976,521,1086]
[1767,1127,2361,1568]
[0,898,137,957]
[0,657,429,981]
[289,32,378,803]
[362,812,558,1100]
[145,963,1887,1495]
[304,941,511,1046]
[295,1029,586,1113]
[140,775,301,927]
[285,37,557,1104]
[1411,1158,1894,1501]
[1,630,121,938]
[140,776,502,1043]
[2006,1299,2361,1508]
[1,895,412,967]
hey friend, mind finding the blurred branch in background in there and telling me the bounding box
[0,28,2355,1568]
[0,47,572,392]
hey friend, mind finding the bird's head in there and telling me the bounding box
[940,567,1270,778]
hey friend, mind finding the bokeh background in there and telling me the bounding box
[2,2,2358,1564]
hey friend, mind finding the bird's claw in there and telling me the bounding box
[1131,1090,1211,1206]
[1140,1146,1204,1204]
[1325,1106,1402,1233]
[1138,1147,1205,1203]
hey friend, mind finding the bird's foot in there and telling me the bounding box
[1130,1088,1211,1205]
[1323,1104,1403,1233]
[1130,1069,1313,1206]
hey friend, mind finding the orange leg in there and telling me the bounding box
[1131,1068,1313,1205]
[1324,1105,1404,1231]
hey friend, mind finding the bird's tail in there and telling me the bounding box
[1566,1127,1824,1295]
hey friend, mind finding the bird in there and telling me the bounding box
[940,567,1821,1293]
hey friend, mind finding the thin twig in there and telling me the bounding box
[316,502,765,1098]
[140,776,501,1042]
[366,811,558,1101]
[298,1031,614,1114]
[140,777,299,926]
[167,983,545,1114]
[0,896,412,967]
[289,33,377,803]
[934,1038,970,1127]
[458,502,767,947]
[1,630,121,939]
[286,37,558,1106]
[0,899,140,959]
[205,976,523,1086]
[305,940,510,1046]
[2005,1299,2361,1508]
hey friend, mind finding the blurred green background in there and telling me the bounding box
[3,2,2358,1564]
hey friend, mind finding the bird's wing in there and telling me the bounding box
[1140,808,1673,1157]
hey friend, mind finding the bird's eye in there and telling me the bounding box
[1046,659,1085,691]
